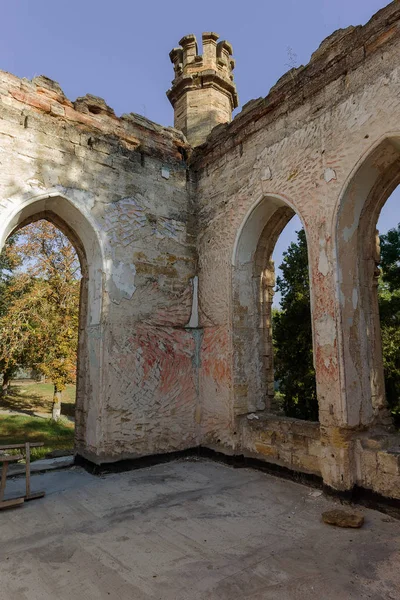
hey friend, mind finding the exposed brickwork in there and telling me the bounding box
[0,67,197,463]
[1,2,400,501]
[241,415,321,476]
[191,1,400,165]
[193,0,400,497]
[167,33,238,146]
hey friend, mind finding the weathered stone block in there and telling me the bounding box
[322,509,364,528]
[377,451,400,476]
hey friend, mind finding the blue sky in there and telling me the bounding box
[1,0,398,302]
[273,190,399,306]
[0,0,392,124]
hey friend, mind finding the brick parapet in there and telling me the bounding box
[190,1,400,168]
[0,71,190,163]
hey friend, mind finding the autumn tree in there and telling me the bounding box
[0,235,23,393]
[0,221,81,419]
[0,275,48,391]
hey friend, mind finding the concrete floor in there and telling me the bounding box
[1,459,399,600]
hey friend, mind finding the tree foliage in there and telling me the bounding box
[272,223,400,426]
[272,229,318,421]
[0,235,23,385]
[0,221,80,414]
[0,234,22,317]
[378,224,400,426]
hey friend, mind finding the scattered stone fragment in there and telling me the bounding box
[308,490,323,498]
[322,509,364,528]
[381,516,396,523]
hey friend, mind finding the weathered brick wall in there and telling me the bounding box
[240,415,321,476]
[0,71,199,463]
[1,2,400,501]
[192,1,400,496]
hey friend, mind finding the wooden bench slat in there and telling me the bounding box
[25,491,45,501]
[0,441,46,509]
[0,497,24,510]
[0,443,44,450]
[0,454,23,462]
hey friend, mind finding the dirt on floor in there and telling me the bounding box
[2,459,400,600]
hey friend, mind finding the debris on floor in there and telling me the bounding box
[322,508,364,528]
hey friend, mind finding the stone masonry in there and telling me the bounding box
[1,2,400,502]
[167,32,238,146]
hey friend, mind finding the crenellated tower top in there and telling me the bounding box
[167,32,238,147]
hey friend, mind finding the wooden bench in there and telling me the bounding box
[0,442,46,509]
[0,454,25,509]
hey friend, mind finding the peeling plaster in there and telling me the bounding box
[342,205,362,243]
[109,260,137,303]
[318,248,329,276]
[56,186,96,212]
[318,235,329,276]
[315,315,336,347]
[323,168,336,183]
[261,166,272,181]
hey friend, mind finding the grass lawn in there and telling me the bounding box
[0,380,76,460]
[1,380,76,417]
[0,414,75,460]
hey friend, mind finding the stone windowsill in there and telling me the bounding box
[243,412,320,439]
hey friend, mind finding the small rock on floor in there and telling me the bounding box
[322,509,364,528]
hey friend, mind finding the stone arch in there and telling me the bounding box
[231,193,313,416]
[335,135,400,428]
[0,189,105,457]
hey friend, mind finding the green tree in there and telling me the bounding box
[272,223,400,426]
[378,224,400,426]
[272,228,318,421]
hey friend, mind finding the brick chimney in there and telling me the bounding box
[167,32,238,147]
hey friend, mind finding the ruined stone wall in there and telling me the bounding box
[240,415,321,476]
[1,2,400,502]
[192,2,400,498]
[0,71,198,463]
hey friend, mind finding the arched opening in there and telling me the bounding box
[272,215,318,421]
[0,219,81,457]
[0,192,104,458]
[232,195,317,420]
[376,190,400,428]
[336,136,400,428]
